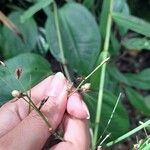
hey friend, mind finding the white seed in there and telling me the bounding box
[81,83,91,92]
[11,90,20,98]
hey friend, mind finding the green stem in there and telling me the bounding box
[23,94,64,141]
[76,57,110,92]
[106,119,150,147]
[25,95,51,128]
[92,0,113,148]
[53,1,71,81]
[97,93,122,146]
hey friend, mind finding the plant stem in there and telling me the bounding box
[24,94,64,141]
[75,57,110,92]
[97,93,122,146]
[53,1,71,81]
[25,95,51,128]
[92,0,113,148]
[106,119,150,147]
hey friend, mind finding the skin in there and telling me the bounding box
[0,72,90,150]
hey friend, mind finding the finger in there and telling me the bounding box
[0,72,68,150]
[67,92,90,119]
[50,114,91,150]
[0,75,53,137]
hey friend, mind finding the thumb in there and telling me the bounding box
[0,72,68,150]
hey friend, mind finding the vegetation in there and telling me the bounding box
[0,0,150,149]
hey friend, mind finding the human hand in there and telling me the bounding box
[0,72,90,150]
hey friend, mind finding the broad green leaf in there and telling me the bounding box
[112,12,150,38]
[125,69,150,90]
[83,0,94,9]
[45,2,101,75]
[113,0,129,13]
[90,52,108,88]
[126,88,150,116]
[113,0,130,35]
[122,38,150,50]
[0,53,52,104]
[2,11,38,59]
[107,66,130,85]
[84,90,129,141]
[108,66,150,90]
[21,0,53,23]
[110,32,120,54]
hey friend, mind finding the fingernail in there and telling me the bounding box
[47,72,65,97]
[82,101,90,119]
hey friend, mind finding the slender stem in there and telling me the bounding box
[25,95,51,128]
[53,1,71,81]
[68,57,109,97]
[139,121,148,138]
[92,0,113,148]
[22,97,35,109]
[97,93,121,146]
[106,120,150,147]
[76,57,110,91]
[24,94,64,141]
[100,133,111,146]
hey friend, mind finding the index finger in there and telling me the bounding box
[0,75,53,137]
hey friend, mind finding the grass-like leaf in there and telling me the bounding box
[21,0,53,23]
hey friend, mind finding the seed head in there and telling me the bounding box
[80,83,91,92]
[11,90,21,98]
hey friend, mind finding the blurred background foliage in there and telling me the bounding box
[0,0,150,149]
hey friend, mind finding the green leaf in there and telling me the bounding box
[45,2,101,75]
[112,12,150,38]
[2,11,38,59]
[21,0,53,23]
[113,0,130,35]
[84,90,129,142]
[83,0,94,9]
[108,66,150,90]
[110,32,121,54]
[126,87,150,116]
[90,52,110,89]
[125,69,150,90]
[113,0,129,14]
[108,66,130,85]
[0,53,52,104]
[122,37,150,50]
